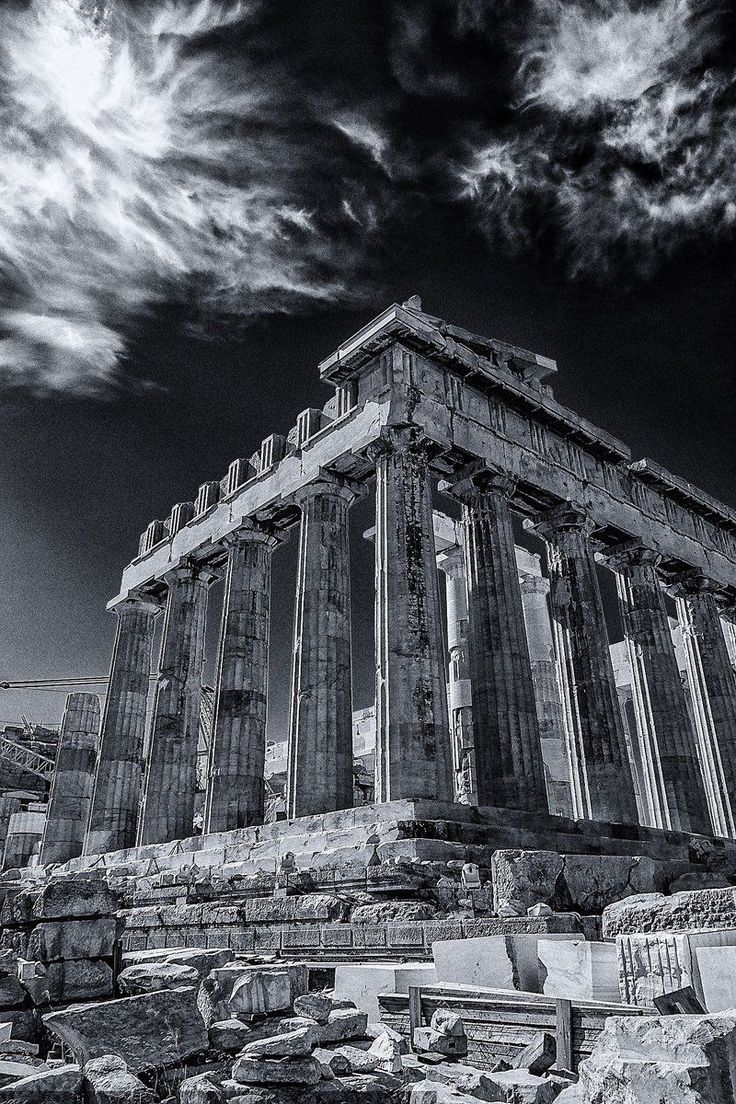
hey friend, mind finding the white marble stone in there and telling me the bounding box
[693,946,736,1012]
[617,929,736,1007]
[333,963,437,1022]
[538,939,619,1003]
[432,934,577,994]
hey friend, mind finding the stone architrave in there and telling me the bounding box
[449,465,547,812]
[436,543,475,804]
[40,692,101,866]
[671,572,736,839]
[532,505,638,825]
[605,543,711,835]
[204,522,283,833]
[84,596,160,857]
[369,425,453,803]
[287,472,363,818]
[138,562,216,845]
[518,570,573,818]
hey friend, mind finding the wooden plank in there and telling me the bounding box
[408,986,422,1041]
[556,998,573,1072]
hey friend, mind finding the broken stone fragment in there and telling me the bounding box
[118,961,200,996]
[0,1057,51,1089]
[413,1027,468,1058]
[0,1063,82,1103]
[312,1047,351,1075]
[365,1022,409,1054]
[43,959,114,1003]
[331,1044,380,1073]
[122,947,234,980]
[367,1031,404,1073]
[208,1018,251,1052]
[178,1071,223,1104]
[512,1032,556,1076]
[0,974,26,1008]
[228,971,293,1017]
[44,986,208,1072]
[314,1007,368,1045]
[83,1054,155,1103]
[528,903,554,918]
[239,1025,318,1059]
[27,918,118,962]
[293,992,333,1023]
[231,1055,323,1085]
[429,1009,465,1037]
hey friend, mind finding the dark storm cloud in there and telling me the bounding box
[1,0,734,396]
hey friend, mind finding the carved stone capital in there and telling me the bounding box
[222,518,287,551]
[366,424,438,465]
[518,571,550,597]
[440,459,516,503]
[292,467,367,507]
[529,503,594,543]
[667,569,719,600]
[599,539,662,574]
[114,593,162,619]
[162,559,219,589]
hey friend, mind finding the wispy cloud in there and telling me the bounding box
[457,0,736,277]
[0,0,386,395]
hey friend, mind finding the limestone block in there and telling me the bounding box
[293,992,333,1023]
[413,1027,467,1058]
[44,959,113,1003]
[491,850,564,913]
[316,1008,368,1044]
[44,986,208,1072]
[575,1010,736,1104]
[333,963,437,1022]
[208,1018,251,1052]
[617,929,736,1007]
[231,1055,322,1085]
[82,1054,155,1103]
[0,1058,49,1088]
[350,902,436,923]
[178,1072,222,1104]
[33,878,117,921]
[410,1084,491,1103]
[0,1065,80,1102]
[694,946,736,1012]
[121,947,233,979]
[313,1047,351,1075]
[119,961,200,995]
[240,1025,317,1058]
[27,918,118,962]
[368,1031,403,1074]
[432,933,577,993]
[331,1045,380,1073]
[228,970,293,1016]
[538,939,619,1003]
[0,975,25,1009]
[603,888,736,938]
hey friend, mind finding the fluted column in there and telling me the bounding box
[671,572,736,838]
[371,425,453,803]
[518,570,574,818]
[287,473,361,818]
[437,544,475,804]
[533,506,638,825]
[41,693,101,865]
[204,522,283,834]
[84,596,160,856]
[448,467,547,810]
[138,562,216,845]
[606,544,710,834]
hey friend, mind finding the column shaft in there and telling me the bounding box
[437,545,476,804]
[287,476,358,818]
[41,692,101,865]
[535,507,638,824]
[84,597,159,856]
[519,571,574,818]
[457,471,547,810]
[372,426,453,802]
[674,576,736,838]
[204,525,280,833]
[138,563,214,845]
[610,547,711,833]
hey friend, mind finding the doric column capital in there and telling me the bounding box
[720,603,736,626]
[366,423,438,465]
[163,559,219,589]
[440,460,516,503]
[599,540,662,574]
[667,569,720,601]
[113,593,162,619]
[518,571,550,597]
[222,518,286,552]
[292,468,367,507]
[436,543,465,579]
[529,503,594,542]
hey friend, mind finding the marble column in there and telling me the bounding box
[671,572,736,838]
[607,545,711,834]
[371,425,453,803]
[84,596,160,856]
[204,523,282,834]
[518,571,574,818]
[138,562,216,845]
[41,692,101,865]
[533,506,638,825]
[437,543,475,804]
[451,468,547,811]
[287,473,361,818]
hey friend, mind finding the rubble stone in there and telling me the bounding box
[0,1063,82,1102]
[231,1056,322,1085]
[240,1025,317,1058]
[118,961,200,995]
[83,1054,155,1103]
[122,947,234,979]
[209,1019,251,1052]
[44,986,207,1072]
[316,1008,368,1043]
[293,992,333,1023]
[603,888,736,938]
[228,971,293,1016]
[27,917,118,961]
[179,1072,223,1103]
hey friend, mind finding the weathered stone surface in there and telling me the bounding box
[1,878,117,925]
[430,1009,465,1037]
[0,974,26,1008]
[231,1056,322,1085]
[209,1018,251,1053]
[617,929,736,1007]
[44,986,207,1072]
[45,959,113,1003]
[0,1059,49,1088]
[0,1063,81,1102]
[539,939,619,1003]
[575,1010,736,1104]
[367,1032,403,1074]
[240,1026,317,1059]
[350,902,436,924]
[293,993,332,1023]
[313,1048,351,1075]
[40,692,100,867]
[413,1027,467,1058]
[433,933,576,993]
[603,888,736,937]
[119,961,200,995]
[27,917,118,962]
[513,1033,556,1076]
[229,971,293,1016]
[179,1072,223,1104]
[492,850,564,913]
[122,947,234,979]
[333,963,437,1022]
[316,1008,368,1044]
[83,1054,155,1103]
[331,1045,379,1073]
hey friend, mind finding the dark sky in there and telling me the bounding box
[0,0,734,732]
